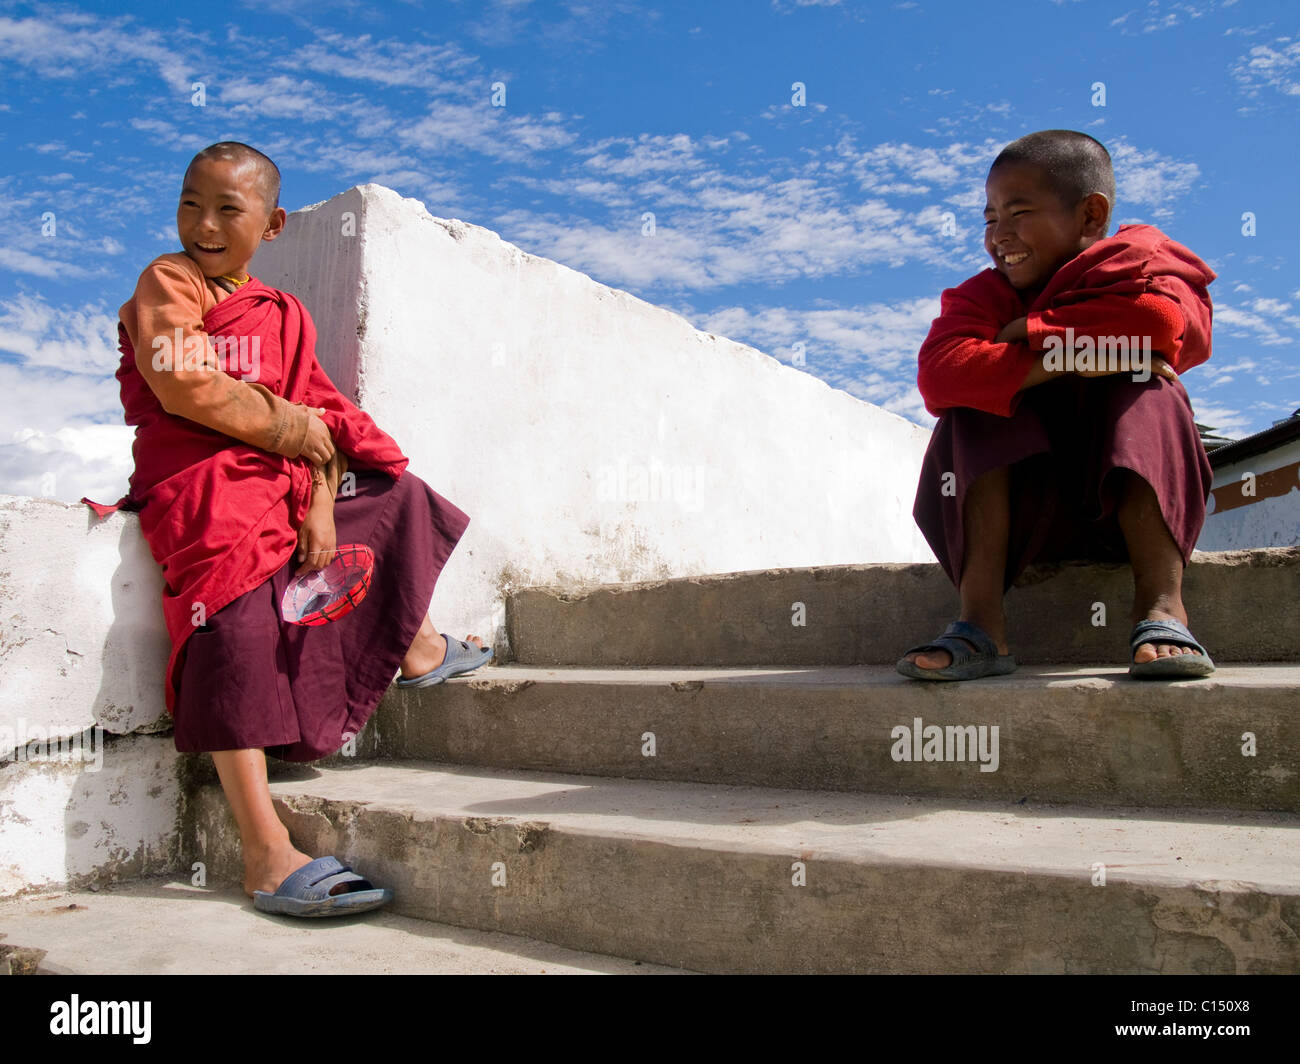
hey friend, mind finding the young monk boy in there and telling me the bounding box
[84,142,492,915]
[897,129,1216,681]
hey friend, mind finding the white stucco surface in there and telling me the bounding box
[1199,439,1300,551]
[2,183,934,894]
[0,495,170,750]
[252,185,934,646]
[0,735,183,897]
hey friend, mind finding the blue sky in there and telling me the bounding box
[2,0,1298,503]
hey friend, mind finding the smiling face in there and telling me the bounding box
[983,161,1105,294]
[177,156,285,279]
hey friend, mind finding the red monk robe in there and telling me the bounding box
[911,224,1215,587]
[85,259,408,715]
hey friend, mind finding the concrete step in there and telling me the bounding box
[335,665,1300,814]
[506,548,1300,666]
[190,762,1300,974]
[0,879,683,974]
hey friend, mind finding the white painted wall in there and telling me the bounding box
[253,185,934,647]
[2,183,934,894]
[1198,438,1300,551]
[0,735,184,897]
[0,495,171,744]
[0,496,179,898]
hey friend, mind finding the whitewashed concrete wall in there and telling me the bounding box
[252,184,934,646]
[0,736,185,897]
[0,495,171,740]
[2,184,933,895]
[1198,438,1300,550]
[0,495,181,897]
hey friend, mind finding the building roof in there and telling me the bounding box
[1208,411,1300,469]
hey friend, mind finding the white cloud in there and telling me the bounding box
[1110,142,1201,217]
[694,297,941,424]
[0,295,121,374]
[397,100,578,163]
[290,32,478,92]
[1181,397,1252,436]
[1214,298,1300,346]
[464,0,652,50]
[0,12,191,91]
[0,424,134,504]
[581,133,711,178]
[0,246,90,279]
[1232,36,1300,97]
[1110,0,1228,35]
[0,293,135,501]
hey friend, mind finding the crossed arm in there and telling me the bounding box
[917,283,1189,417]
[125,258,343,569]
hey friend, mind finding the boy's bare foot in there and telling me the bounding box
[399,625,487,680]
[243,841,344,898]
[1131,606,1199,664]
[904,615,1009,670]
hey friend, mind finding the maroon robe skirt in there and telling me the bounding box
[172,469,469,762]
[913,373,1212,589]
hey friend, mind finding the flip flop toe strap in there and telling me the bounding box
[443,636,483,665]
[438,635,491,674]
[1130,619,1207,656]
[904,620,996,665]
[273,857,371,901]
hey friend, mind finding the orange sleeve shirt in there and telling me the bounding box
[119,253,312,458]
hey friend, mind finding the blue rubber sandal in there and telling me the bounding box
[896,620,1017,682]
[1129,618,1215,679]
[396,635,493,688]
[252,856,393,918]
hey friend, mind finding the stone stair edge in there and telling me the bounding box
[507,546,1300,599]
[448,661,1300,682]
[239,758,1300,840]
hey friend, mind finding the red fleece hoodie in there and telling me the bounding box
[916,224,1216,417]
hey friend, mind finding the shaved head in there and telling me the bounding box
[990,130,1115,232]
[186,141,281,214]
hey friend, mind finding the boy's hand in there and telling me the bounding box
[995,317,1028,343]
[1073,355,1178,382]
[300,408,336,466]
[296,490,338,574]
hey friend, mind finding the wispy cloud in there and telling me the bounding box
[1181,396,1252,436]
[0,293,134,501]
[462,0,654,49]
[1232,36,1300,98]
[1213,295,1300,347]
[0,294,122,374]
[0,12,193,90]
[772,0,845,10]
[1110,141,1201,218]
[291,32,479,91]
[1109,0,1229,35]
[693,297,940,422]
[0,423,134,504]
[0,0,1292,503]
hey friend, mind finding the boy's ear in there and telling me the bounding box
[262,206,288,243]
[1081,192,1110,238]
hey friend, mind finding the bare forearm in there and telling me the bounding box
[1018,359,1061,391]
[309,450,348,510]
